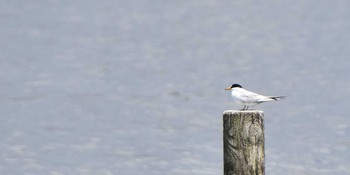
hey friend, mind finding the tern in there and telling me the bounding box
[225,83,285,110]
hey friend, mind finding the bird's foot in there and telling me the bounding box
[240,106,253,110]
[240,106,248,110]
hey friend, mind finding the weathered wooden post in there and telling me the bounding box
[223,110,265,175]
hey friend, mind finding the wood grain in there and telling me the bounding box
[223,110,265,175]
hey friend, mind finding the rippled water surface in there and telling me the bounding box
[1,1,350,175]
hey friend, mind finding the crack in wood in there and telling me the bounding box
[223,110,265,175]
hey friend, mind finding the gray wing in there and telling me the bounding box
[240,89,271,103]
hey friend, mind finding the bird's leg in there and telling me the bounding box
[241,106,246,110]
[246,106,249,110]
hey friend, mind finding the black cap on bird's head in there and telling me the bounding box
[231,84,242,88]
[225,83,242,90]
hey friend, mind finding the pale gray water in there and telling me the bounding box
[0,1,350,175]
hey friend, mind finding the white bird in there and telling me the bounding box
[225,83,285,110]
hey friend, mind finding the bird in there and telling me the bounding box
[225,83,285,110]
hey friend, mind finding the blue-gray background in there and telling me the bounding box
[1,1,350,175]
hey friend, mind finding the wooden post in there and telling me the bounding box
[223,110,265,175]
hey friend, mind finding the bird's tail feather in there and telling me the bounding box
[269,96,286,101]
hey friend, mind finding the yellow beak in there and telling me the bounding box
[225,87,232,90]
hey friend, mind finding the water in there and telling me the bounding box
[0,1,350,174]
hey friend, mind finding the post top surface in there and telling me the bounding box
[223,110,264,115]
